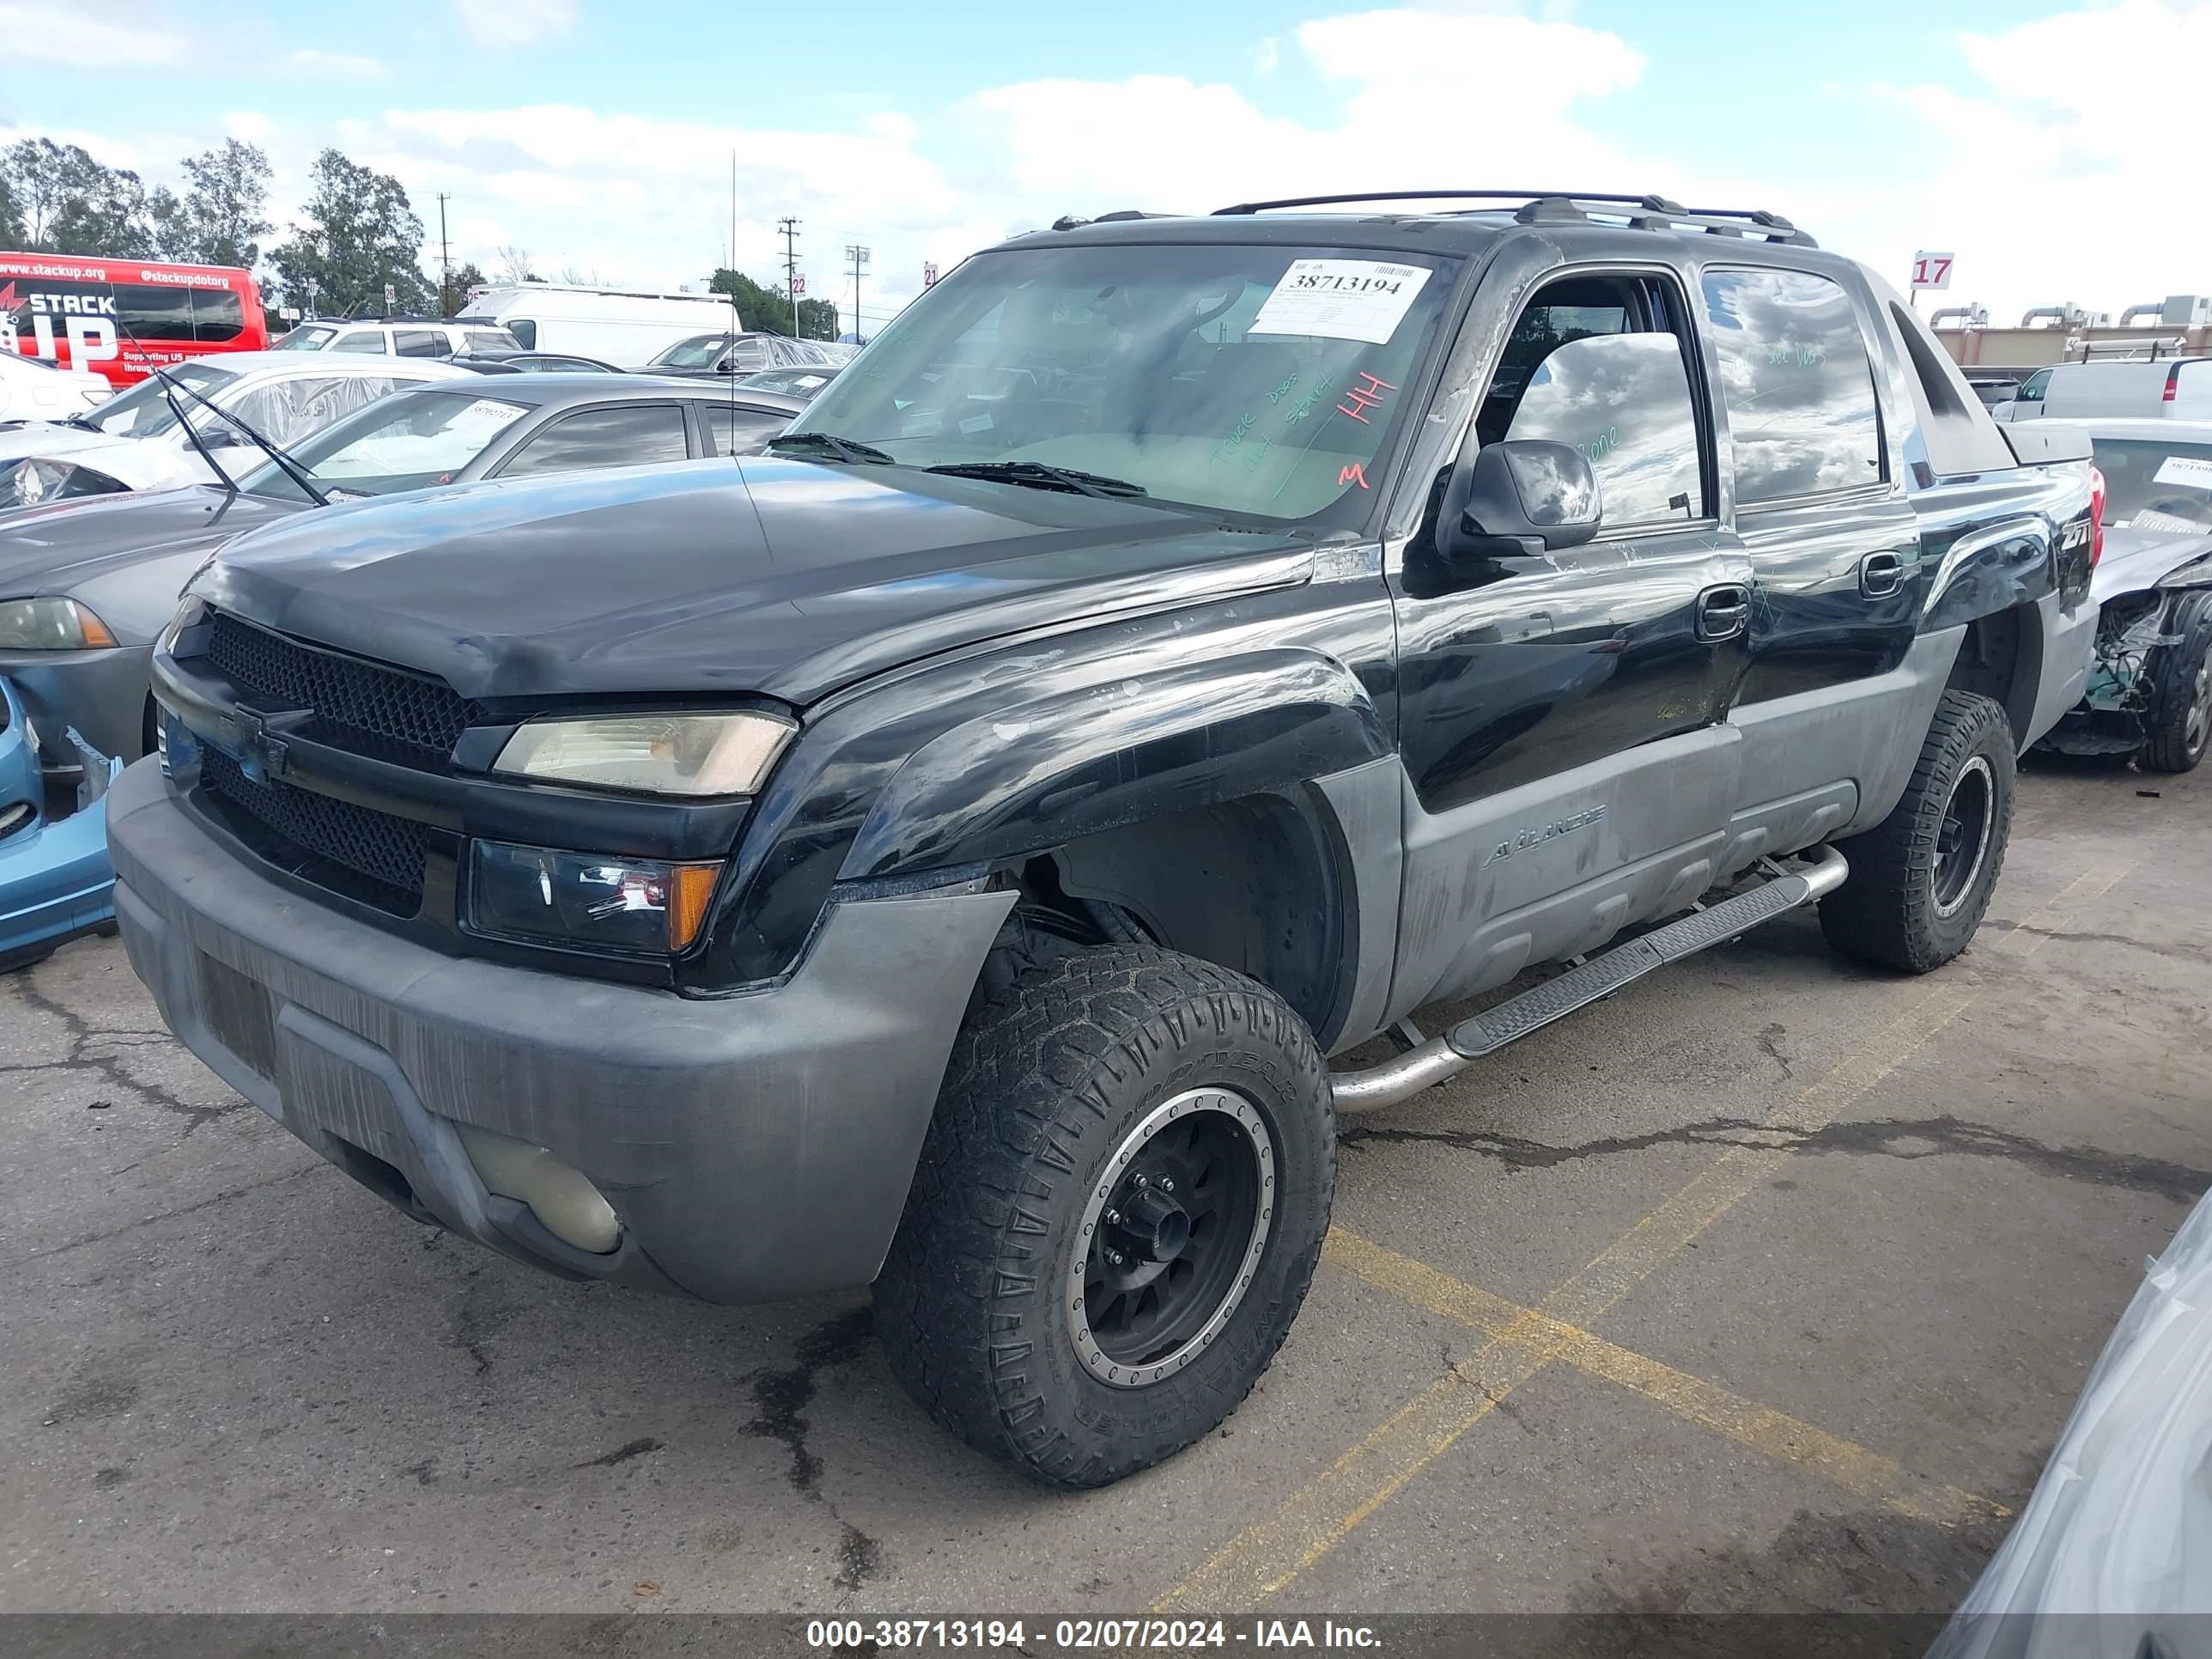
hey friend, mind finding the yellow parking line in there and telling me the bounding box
[1155,862,2130,1613]
[1325,1227,2006,1528]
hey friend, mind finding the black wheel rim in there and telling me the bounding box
[1071,1090,1274,1389]
[2185,656,2210,761]
[1933,756,1994,918]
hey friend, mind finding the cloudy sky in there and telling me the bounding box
[0,0,2196,329]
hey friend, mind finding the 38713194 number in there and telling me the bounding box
[1293,271,1405,295]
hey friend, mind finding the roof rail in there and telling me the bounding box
[1209,189,1815,246]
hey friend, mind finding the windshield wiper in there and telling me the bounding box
[147,365,330,507]
[59,414,105,432]
[765,431,894,465]
[155,374,237,498]
[922,459,1148,500]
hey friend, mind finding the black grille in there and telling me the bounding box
[207,611,484,763]
[200,747,425,913]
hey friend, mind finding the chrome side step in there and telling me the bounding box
[1329,847,1850,1115]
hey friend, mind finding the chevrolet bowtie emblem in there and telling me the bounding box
[236,711,289,784]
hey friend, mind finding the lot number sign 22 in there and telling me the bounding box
[1911,252,1955,292]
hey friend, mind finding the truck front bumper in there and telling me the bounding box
[106,760,1014,1304]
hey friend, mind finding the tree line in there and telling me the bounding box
[0,137,838,335]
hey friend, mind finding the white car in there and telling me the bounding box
[272,318,521,358]
[1994,357,2212,422]
[0,350,112,423]
[0,351,474,506]
[1932,1185,2212,1655]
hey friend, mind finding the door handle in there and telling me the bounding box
[1859,550,1906,598]
[1696,583,1751,643]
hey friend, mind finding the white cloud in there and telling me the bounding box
[454,0,577,46]
[969,9,1646,212]
[9,0,2193,333]
[0,1,182,64]
[286,47,388,81]
[1862,0,2212,321]
[223,111,275,143]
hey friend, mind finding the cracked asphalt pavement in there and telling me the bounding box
[2,754,2206,1618]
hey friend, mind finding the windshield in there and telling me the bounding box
[82,360,240,438]
[238,388,532,501]
[2095,438,2212,531]
[275,325,339,352]
[787,242,1457,524]
[653,334,732,369]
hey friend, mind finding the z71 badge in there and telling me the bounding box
[1484,805,1607,869]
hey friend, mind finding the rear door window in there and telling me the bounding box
[332,330,390,355]
[496,404,693,477]
[1702,268,1885,503]
[394,330,446,358]
[192,288,246,343]
[700,403,788,455]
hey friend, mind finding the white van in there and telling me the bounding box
[455,283,742,368]
[1996,358,2212,422]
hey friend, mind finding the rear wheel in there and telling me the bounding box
[1819,690,2015,974]
[2142,592,2212,774]
[875,944,1334,1487]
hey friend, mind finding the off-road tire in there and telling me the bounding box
[875,944,1334,1488]
[1819,690,2015,974]
[2142,592,2212,774]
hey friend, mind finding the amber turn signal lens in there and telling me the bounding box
[668,862,720,952]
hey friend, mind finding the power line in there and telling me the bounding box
[436,192,452,317]
[778,216,801,338]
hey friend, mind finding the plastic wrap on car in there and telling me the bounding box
[1931,1188,2212,1655]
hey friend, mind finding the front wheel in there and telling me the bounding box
[875,944,1334,1487]
[2142,592,2212,774]
[1819,689,2016,974]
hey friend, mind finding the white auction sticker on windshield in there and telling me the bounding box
[1251,260,1432,344]
[2153,453,2212,489]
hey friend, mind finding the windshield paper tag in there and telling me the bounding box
[2152,454,2212,489]
[1252,260,1431,344]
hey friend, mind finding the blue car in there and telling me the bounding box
[1,677,117,971]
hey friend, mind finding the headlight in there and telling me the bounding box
[7,458,126,507]
[156,594,208,654]
[493,711,796,798]
[467,840,722,953]
[0,596,118,651]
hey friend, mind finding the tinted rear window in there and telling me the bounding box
[1703,268,1885,503]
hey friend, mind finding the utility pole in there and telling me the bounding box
[437,192,453,317]
[779,216,801,337]
[846,244,869,345]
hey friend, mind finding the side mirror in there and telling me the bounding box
[1436,439,1601,562]
[199,428,240,449]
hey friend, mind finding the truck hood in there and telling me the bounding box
[2094,520,2212,607]
[192,457,1316,705]
[0,487,304,603]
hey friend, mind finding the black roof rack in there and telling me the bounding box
[1208,190,1815,247]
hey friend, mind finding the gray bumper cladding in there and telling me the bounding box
[104,760,1015,1305]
